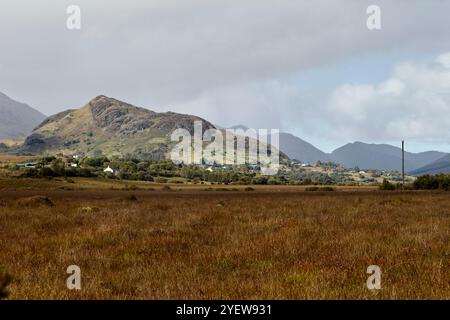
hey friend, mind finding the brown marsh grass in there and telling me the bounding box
[0,188,448,299]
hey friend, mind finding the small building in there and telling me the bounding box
[104,166,114,174]
[17,162,39,168]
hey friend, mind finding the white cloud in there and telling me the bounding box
[1,0,450,151]
[327,52,450,142]
[172,80,301,129]
[2,0,450,116]
[378,78,405,96]
[436,53,450,68]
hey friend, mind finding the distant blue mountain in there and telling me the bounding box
[330,142,446,172]
[0,91,46,138]
[409,154,450,175]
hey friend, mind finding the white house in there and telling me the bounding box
[104,166,114,174]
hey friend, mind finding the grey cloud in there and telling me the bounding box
[0,0,450,148]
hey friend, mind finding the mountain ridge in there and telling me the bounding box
[409,154,450,175]
[20,95,215,159]
[330,141,446,172]
[0,91,46,139]
[3,93,448,172]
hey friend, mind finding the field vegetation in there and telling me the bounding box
[0,185,448,299]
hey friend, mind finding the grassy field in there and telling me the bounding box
[0,176,377,192]
[0,181,448,299]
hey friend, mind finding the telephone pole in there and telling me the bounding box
[402,140,405,191]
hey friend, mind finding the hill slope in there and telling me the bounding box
[409,154,450,175]
[330,142,446,172]
[20,95,215,159]
[276,132,331,164]
[0,92,46,139]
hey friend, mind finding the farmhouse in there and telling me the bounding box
[103,166,114,174]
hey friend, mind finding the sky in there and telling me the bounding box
[1,0,450,152]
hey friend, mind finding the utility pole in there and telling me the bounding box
[402,140,405,191]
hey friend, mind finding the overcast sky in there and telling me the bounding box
[1,0,450,152]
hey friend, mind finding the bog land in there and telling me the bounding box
[0,178,448,299]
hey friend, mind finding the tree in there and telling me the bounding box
[51,158,66,176]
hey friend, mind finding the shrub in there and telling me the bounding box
[251,176,268,185]
[168,178,184,184]
[154,177,168,184]
[81,156,109,168]
[413,174,450,190]
[305,186,335,192]
[379,179,396,190]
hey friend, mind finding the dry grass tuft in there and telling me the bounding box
[78,206,101,214]
[16,196,55,208]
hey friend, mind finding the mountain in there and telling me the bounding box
[230,124,250,131]
[214,124,449,171]
[20,95,215,159]
[330,142,446,172]
[15,98,447,170]
[275,132,331,164]
[0,92,46,139]
[224,126,330,164]
[409,154,450,175]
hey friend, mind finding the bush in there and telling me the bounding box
[305,186,335,192]
[379,179,396,190]
[413,174,450,190]
[154,177,168,183]
[81,156,109,168]
[251,176,268,185]
[168,178,184,184]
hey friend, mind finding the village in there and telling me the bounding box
[7,153,413,186]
